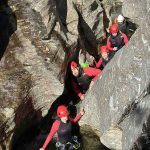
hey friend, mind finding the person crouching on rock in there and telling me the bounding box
[40,105,84,150]
[70,61,101,100]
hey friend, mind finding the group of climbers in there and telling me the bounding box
[39,60,101,150]
[39,14,130,150]
[92,14,129,70]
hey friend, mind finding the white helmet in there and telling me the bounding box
[117,14,124,23]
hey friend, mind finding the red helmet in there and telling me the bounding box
[100,45,109,54]
[57,105,69,118]
[70,61,78,70]
[110,24,118,34]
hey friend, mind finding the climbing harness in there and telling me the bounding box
[56,136,80,149]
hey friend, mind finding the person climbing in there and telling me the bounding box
[107,23,128,59]
[70,61,101,100]
[114,14,129,36]
[39,105,85,150]
[91,45,110,70]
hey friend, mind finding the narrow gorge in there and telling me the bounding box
[0,0,150,150]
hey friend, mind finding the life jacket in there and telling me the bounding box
[110,32,125,50]
[57,120,72,144]
[76,68,93,93]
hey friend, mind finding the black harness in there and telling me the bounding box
[56,120,80,149]
[110,32,125,50]
[57,120,72,144]
[76,67,93,93]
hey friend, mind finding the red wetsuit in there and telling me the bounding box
[93,58,103,69]
[107,32,128,51]
[71,67,101,97]
[42,114,82,149]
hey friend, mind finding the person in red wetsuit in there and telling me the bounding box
[70,61,101,100]
[92,45,110,70]
[107,23,128,59]
[40,105,84,150]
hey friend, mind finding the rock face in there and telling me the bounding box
[27,0,108,59]
[0,0,63,149]
[122,0,150,24]
[80,0,150,150]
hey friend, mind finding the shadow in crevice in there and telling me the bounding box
[57,38,80,83]
[100,2,111,38]
[132,116,150,150]
[11,97,42,150]
[90,1,99,11]
[44,0,68,40]
[0,1,17,60]
[55,0,69,40]
[55,0,67,28]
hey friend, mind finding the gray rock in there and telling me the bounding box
[100,126,122,150]
[80,1,150,150]
[27,0,107,57]
[122,0,147,24]
[0,1,63,148]
[121,95,150,150]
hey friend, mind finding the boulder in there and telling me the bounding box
[122,0,148,24]
[80,0,150,150]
